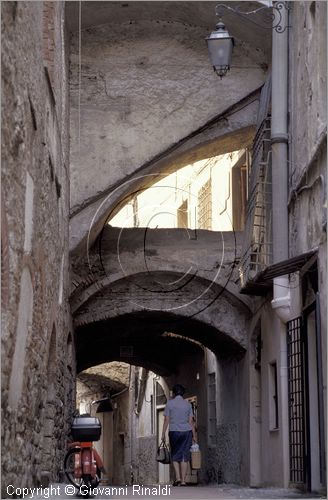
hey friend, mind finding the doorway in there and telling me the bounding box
[287,293,326,491]
[303,299,325,492]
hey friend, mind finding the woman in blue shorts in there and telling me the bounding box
[161,384,197,486]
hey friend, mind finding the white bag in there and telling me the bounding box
[190,443,201,470]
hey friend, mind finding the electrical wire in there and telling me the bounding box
[78,1,82,154]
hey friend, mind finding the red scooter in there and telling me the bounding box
[64,399,107,490]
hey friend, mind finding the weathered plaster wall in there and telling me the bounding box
[288,1,326,191]
[259,304,286,486]
[135,374,158,485]
[67,2,270,254]
[1,2,72,491]
[69,11,267,212]
[288,1,327,279]
[136,436,158,484]
[202,349,249,485]
[215,356,244,484]
[288,0,327,453]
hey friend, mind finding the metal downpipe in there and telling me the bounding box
[271,2,291,322]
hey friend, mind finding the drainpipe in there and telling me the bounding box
[135,368,149,415]
[270,1,291,323]
[270,3,291,489]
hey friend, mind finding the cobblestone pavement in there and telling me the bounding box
[19,483,325,500]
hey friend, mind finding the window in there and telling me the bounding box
[155,381,167,406]
[177,199,188,228]
[255,333,262,371]
[198,179,212,230]
[232,162,248,231]
[269,362,279,430]
[208,373,217,445]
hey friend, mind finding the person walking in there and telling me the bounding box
[161,384,197,486]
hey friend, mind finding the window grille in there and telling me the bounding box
[208,373,217,445]
[198,179,212,230]
[287,317,306,484]
[269,362,279,430]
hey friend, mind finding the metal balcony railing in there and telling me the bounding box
[239,117,272,294]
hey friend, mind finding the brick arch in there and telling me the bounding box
[75,310,247,376]
[73,270,250,374]
[73,265,250,334]
[71,226,251,315]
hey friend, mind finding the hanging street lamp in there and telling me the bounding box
[206,2,289,79]
[205,19,234,78]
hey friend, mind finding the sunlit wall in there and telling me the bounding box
[109,150,244,231]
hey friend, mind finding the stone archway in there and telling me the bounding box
[75,307,247,375]
[73,268,250,367]
[72,268,251,485]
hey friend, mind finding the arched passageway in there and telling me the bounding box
[75,310,246,374]
[71,198,252,484]
[74,279,250,485]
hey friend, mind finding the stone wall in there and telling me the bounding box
[1,1,72,493]
[136,436,158,485]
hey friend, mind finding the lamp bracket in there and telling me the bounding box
[214,2,290,33]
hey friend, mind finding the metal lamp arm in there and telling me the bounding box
[214,2,290,33]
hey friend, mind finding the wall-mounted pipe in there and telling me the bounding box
[135,367,149,415]
[270,3,291,490]
[270,2,291,323]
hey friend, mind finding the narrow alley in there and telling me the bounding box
[1,1,327,499]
